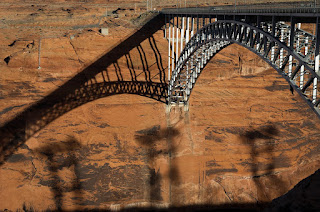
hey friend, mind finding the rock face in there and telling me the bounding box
[0,1,320,211]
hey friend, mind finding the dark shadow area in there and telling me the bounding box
[267,168,320,211]
[240,125,287,203]
[34,136,83,211]
[135,125,180,202]
[0,14,167,166]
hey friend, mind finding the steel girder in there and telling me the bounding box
[168,20,320,117]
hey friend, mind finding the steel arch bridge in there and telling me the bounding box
[161,5,320,118]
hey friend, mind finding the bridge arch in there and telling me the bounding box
[168,20,320,117]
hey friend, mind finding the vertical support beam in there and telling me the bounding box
[186,16,190,44]
[185,60,189,97]
[300,35,308,89]
[245,26,250,42]
[256,15,261,50]
[288,17,295,77]
[190,57,194,85]
[196,14,199,32]
[176,16,179,63]
[256,16,261,28]
[181,16,185,54]
[201,16,205,70]
[271,16,276,61]
[239,24,244,41]
[280,24,284,67]
[168,15,171,82]
[313,17,320,104]
[172,15,175,72]
[208,22,212,40]
[272,16,276,36]
[267,23,271,34]
[202,15,205,28]
[191,16,195,38]
[205,44,208,63]
[297,23,301,53]
[297,22,302,88]
[266,24,272,53]
[202,16,205,42]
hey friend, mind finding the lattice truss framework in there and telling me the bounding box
[165,15,320,117]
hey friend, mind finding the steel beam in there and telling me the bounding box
[172,16,175,72]
[288,17,295,77]
[181,16,185,53]
[176,16,179,63]
[168,14,171,82]
[313,17,320,104]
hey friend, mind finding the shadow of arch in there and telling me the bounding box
[33,136,83,211]
[239,125,287,202]
[134,125,181,202]
[0,13,167,166]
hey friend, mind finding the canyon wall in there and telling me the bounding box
[0,2,320,211]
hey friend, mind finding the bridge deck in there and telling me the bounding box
[161,3,320,17]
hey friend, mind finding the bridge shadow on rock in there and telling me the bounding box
[74,167,320,211]
[239,124,288,203]
[34,136,83,211]
[135,125,180,202]
[0,14,167,166]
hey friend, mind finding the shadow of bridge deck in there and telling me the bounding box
[0,13,167,166]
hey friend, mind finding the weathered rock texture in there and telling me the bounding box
[0,1,320,211]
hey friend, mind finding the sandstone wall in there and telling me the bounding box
[0,2,320,211]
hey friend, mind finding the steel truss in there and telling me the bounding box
[166,19,320,117]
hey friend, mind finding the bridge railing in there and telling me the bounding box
[221,7,320,14]
[162,5,320,15]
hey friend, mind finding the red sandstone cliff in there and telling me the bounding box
[0,1,320,211]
